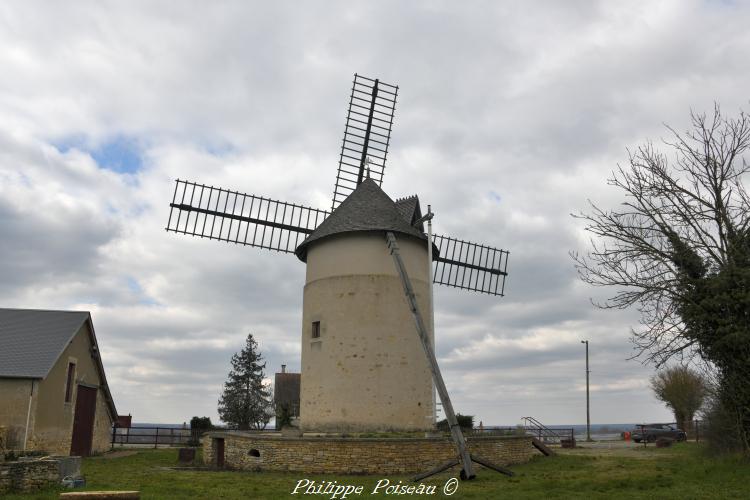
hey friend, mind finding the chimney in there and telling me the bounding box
[281,364,286,373]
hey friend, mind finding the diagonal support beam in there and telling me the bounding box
[470,453,514,476]
[412,459,459,482]
[386,232,475,481]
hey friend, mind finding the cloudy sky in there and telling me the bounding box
[2,0,748,427]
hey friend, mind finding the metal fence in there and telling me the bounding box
[111,427,202,448]
[469,426,576,443]
[110,426,278,448]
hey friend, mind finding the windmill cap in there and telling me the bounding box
[295,178,439,262]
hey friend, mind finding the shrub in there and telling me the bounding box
[188,416,213,446]
[190,416,213,431]
[276,404,293,430]
[436,414,474,432]
[702,397,746,455]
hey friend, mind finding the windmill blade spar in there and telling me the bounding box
[166,179,328,253]
[331,74,398,211]
[432,234,509,296]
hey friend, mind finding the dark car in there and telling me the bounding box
[631,423,687,442]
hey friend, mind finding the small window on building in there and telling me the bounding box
[311,321,320,339]
[65,362,76,402]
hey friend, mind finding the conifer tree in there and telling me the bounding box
[217,334,272,430]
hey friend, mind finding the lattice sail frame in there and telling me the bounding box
[165,75,511,298]
[332,74,398,211]
[166,180,328,253]
[432,234,509,296]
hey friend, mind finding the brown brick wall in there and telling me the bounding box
[203,432,540,474]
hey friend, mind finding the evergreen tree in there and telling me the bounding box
[217,334,272,430]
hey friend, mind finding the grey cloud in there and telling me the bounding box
[1,0,748,424]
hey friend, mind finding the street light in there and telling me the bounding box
[581,340,591,442]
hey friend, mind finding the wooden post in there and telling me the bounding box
[695,419,700,442]
[640,425,646,447]
[386,232,474,480]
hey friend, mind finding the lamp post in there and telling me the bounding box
[581,340,591,442]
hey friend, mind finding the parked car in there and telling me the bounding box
[631,423,687,443]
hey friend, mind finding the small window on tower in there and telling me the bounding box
[311,321,321,339]
[64,362,76,403]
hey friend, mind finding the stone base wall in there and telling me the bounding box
[203,432,540,474]
[0,425,7,454]
[0,460,59,494]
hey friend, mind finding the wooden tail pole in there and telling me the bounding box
[386,231,475,480]
[412,459,460,482]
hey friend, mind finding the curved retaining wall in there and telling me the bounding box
[203,432,540,474]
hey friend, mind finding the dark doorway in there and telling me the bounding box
[70,385,97,457]
[216,438,225,467]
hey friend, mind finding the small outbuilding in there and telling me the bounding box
[273,365,300,424]
[0,308,117,456]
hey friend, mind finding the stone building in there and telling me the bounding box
[294,179,437,432]
[0,308,117,456]
[273,365,300,423]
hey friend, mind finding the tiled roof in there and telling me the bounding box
[0,308,118,418]
[0,308,88,378]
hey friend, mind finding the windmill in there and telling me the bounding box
[166,74,510,479]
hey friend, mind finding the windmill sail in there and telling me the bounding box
[166,179,328,253]
[432,234,509,296]
[331,74,398,211]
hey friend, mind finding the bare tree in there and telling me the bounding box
[572,105,750,452]
[651,365,708,433]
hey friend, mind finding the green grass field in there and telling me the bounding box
[5,442,749,499]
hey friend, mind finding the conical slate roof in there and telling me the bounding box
[395,195,424,231]
[295,178,431,262]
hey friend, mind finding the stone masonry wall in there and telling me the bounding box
[0,460,58,495]
[0,425,7,453]
[203,432,540,474]
[0,378,37,450]
[91,390,114,454]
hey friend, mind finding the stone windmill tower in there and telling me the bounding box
[166,74,509,448]
[295,178,436,432]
